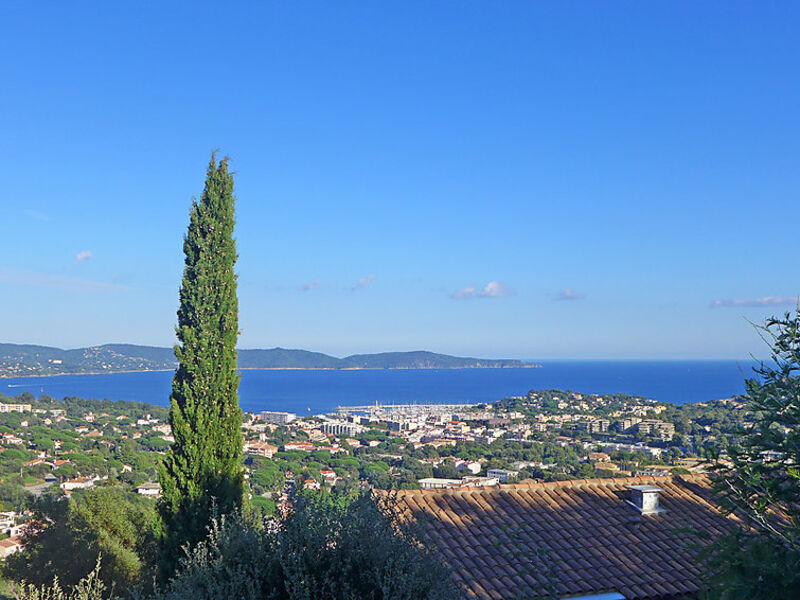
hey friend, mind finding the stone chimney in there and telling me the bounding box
[625,484,666,515]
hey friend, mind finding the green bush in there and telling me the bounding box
[149,490,461,600]
[11,560,105,600]
[3,487,157,596]
[249,496,276,516]
[0,449,29,462]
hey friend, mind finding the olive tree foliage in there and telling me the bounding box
[705,310,800,599]
[143,490,462,600]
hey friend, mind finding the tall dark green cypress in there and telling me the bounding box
[158,154,244,576]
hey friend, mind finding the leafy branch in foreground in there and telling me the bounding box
[705,309,800,599]
[11,558,106,600]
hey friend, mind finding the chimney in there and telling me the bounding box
[625,484,666,515]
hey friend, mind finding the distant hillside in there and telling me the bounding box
[0,343,536,377]
[238,348,342,369]
[338,351,526,369]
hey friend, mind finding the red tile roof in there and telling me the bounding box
[394,475,736,600]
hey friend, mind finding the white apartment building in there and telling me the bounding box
[418,478,462,490]
[320,421,365,436]
[486,468,519,483]
[258,411,297,425]
[0,403,31,413]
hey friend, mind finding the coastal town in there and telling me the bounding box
[0,386,748,559]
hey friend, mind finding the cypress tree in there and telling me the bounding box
[158,153,244,576]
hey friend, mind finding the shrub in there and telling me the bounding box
[12,560,106,600]
[3,488,157,596]
[149,489,461,600]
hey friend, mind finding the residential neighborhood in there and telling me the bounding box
[0,386,748,534]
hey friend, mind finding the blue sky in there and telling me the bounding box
[1,2,798,359]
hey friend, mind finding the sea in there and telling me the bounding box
[0,360,759,415]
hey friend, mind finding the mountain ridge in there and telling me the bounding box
[0,343,537,377]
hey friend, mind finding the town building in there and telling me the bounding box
[635,420,676,439]
[588,452,611,462]
[0,403,31,413]
[0,537,22,559]
[387,420,420,432]
[458,476,499,488]
[320,421,365,437]
[601,442,664,458]
[454,459,482,475]
[620,417,643,431]
[579,418,610,433]
[60,476,100,491]
[136,482,162,498]
[243,441,278,458]
[418,478,462,490]
[258,411,297,425]
[1,433,23,445]
[594,461,621,472]
[0,512,18,537]
[306,429,328,442]
[283,441,316,452]
[486,468,519,483]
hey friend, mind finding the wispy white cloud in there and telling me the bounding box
[452,286,477,299]
[352,274,375,291]
[298,280,321,292]
[0,265,126,294]
[710,296,797,308]
[478,281,512,298]
[452,281,512,299]
[22,209,52,222]
[556,288,586,301]
[76,250,93,262]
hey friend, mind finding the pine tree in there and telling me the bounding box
[157,154,244,577]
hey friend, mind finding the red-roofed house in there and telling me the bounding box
[283,441,315,452]
[394,475,737,600]
[243,441,278,458]
[0,537,22,559]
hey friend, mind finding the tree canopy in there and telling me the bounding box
[705,310,800,599]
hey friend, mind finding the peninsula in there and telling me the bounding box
[0,343,538,378]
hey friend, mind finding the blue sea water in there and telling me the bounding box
[0,360,758,415]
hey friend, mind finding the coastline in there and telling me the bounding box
[0,368,176,380]
[0,362,747,407]
[1,364,541,380]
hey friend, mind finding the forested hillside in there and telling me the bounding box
[0,344,535,377]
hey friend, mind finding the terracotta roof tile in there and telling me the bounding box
[395,474,735,600]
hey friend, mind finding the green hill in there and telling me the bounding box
[339,350,527,369]
[0,343,536,377]
[238,348,342,369]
